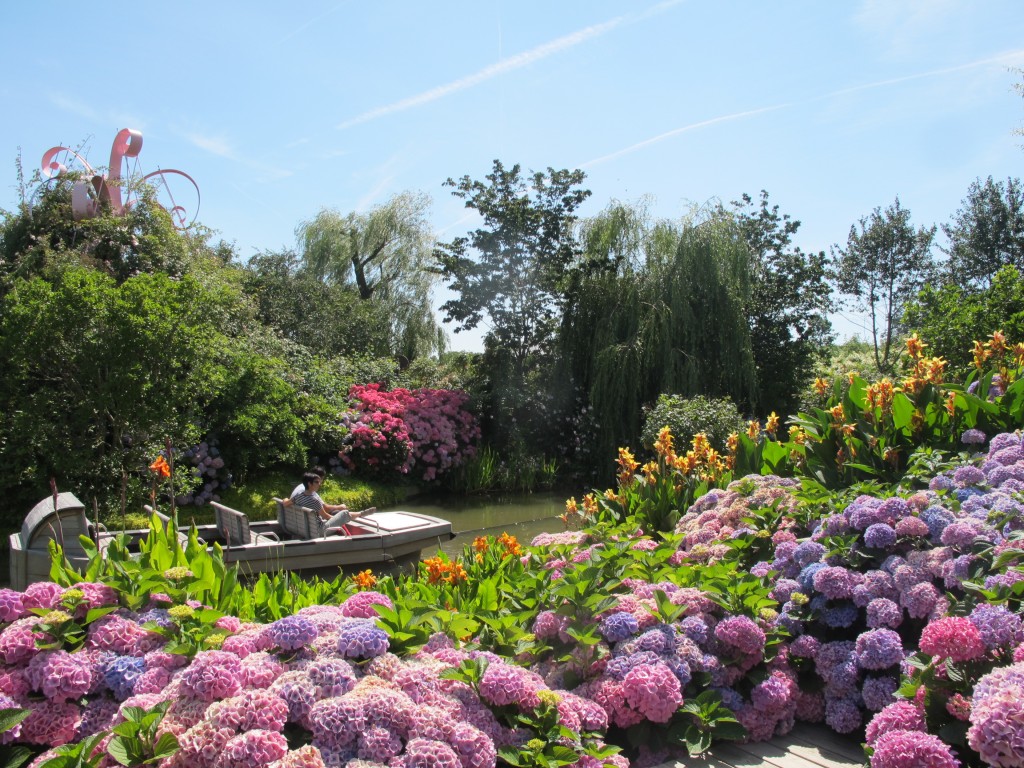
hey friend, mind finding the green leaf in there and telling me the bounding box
[0,708,31,734]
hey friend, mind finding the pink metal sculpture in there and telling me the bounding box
[41,128,200,229]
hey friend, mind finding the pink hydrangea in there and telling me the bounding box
[179,650,244,701]
[870,729,960,768]
[714,615,766,655]
[400,737,462,768]
[448,721,497,768]
[241,651,285,689]
[0,589,26,622]
[21,582,64,611]
[175,721,236,768]
[20,700,80,746]
[919,617,986,662]
[26,650,95,702]
[0,618,43,664]
[221,729,288,767]
[86,614,160,655]
[357,726,403,763]
[622,662,683,723]
[865,702,926,746]
[894,516,929,537]
[340,590,394,618]
[271,745,327,768]
[479,662,542,710]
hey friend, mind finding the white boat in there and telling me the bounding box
[8,493,456,590]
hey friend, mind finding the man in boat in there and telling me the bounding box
[290,466,326,500]
[285,471,363,535]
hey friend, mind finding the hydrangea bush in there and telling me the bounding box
[339,384,480,481]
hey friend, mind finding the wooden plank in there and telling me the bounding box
[712,741,824,768]
[788,724,865,763]
[734,737,864,768]
[648,725,866,768]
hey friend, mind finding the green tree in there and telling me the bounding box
[435,160,591,378]
[904,265,1024,371]
[832,197,936,374]
[726,191,833,417]
[241,249,392,358]
[0,175,197,293]
[0,267,231,520]
[942,176,1024,289]
[559,213,757,474]
[296,191,442,360]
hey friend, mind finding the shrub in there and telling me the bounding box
[641,394,744,454]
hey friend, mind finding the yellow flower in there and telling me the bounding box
[990,330,1008,354]
[829,404,845,425]
[788,426,806,445]
[974,340,990,369]
[726,432,739,453]
[164,566,193,581]
[616,448,639,474]
[746,420,761,439]
[906,333,927,359]
[813,377,830,397]
[582,493,599,516]
[765,412,780,435]
[497,532,523,557]
[653,426,674,458]
[168,605,195,622]
[564,497,578,516]
[945,390,957,417]
[641,461,659,484]
[473,536,489,553]
[692,433,711,456]
[41,610,72,625]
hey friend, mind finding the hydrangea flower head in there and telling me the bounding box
[265,615,318,651]
[714,616,766,655]
[336,620,389,659]
[871,729,960,768]
[919,617,985,662]
[854,629,904,671]
[340,590,394,618]
[179,650,244,701]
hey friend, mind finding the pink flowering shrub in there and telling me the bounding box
[340,384,480,481]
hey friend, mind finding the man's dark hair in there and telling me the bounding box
[302,471,321,489]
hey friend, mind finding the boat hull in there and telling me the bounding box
[9,501,455,589]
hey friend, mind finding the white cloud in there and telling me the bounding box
[581,105,788,168]
[336,0,685,130]
[186,132,236,159]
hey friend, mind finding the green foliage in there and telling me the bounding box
[726,191,834,417]
[831,197,936,374]
[0,709,33,768]
[106,702,179,766]
[33,733,107,768]
[560,214,757,477]
[641,394,744,454]
[670,690,747,757]
[942,176,1024,289]
[0,266,232,522]
[904,265,1024,372]
[297,191,443,360]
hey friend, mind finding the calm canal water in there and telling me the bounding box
[381,491,571,559]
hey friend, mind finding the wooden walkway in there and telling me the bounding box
[652,724,866,768]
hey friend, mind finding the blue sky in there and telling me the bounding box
[2,1,1022,350]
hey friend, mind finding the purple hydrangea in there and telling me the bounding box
[102,654,146,700]
[400,737,462,768]
[221,729,288,767]
[970,604,1024,650]
[962,428,987,445]
[792,541,826,568]
[812,566,858,600]
[599,612,638,643]
[866,598,903,629]
[265,615,319,651]
[479,661,542,710]
[953,465,986,487]
[863,523,897,550]
[919,506,955,541]
[534,610,571,641]
[854,629,904,671]
[26,650,95,703]
[861,675,899,711]
[824,695,861,733]
[336,620,389,659]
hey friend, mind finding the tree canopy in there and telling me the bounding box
[832,197,936,374]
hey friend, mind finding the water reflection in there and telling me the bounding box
[382,491,573,559]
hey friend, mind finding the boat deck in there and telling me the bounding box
[651,725,865,768]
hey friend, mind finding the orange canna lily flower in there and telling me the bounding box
[149,455,171,478]
[353,569,376,590]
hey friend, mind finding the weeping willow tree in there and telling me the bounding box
[560,205,757,471]
[296,191,444,361]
